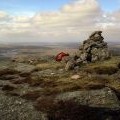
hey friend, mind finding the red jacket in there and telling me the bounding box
[55,52,69,62]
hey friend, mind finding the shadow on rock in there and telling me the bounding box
[35,99,120,120]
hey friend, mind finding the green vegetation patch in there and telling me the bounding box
[82,57,120,75]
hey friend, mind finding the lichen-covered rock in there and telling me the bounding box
[0,91,47,120]
[65,60,76,71]
[76,31,110,63]
[35,87,120,120]
[65,31,110,70]
[13,63,35,73]
[55,87,120,109]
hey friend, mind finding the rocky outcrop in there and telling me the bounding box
[65,31,110,71]
[35,87,120,120]
[55,87,120,109]
[76,31,110,63]
[0,91,47,120]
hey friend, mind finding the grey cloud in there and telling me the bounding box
[0,0,120,43]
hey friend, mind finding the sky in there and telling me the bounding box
[0,0,120,43]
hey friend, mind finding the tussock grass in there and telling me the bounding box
[34,61,65,71]
[0,69,19,76]
[82,57,120,75]
[21,90,42,100]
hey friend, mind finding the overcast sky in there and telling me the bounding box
[0,0,120,43]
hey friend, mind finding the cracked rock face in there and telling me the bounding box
[76,31,110,63]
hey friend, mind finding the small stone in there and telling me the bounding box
[51,73,55,75]
[71,75,80,80]
[89,31,102,38]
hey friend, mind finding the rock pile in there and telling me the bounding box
[65,31,110,71]
[76,31,110,63]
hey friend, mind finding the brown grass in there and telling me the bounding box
[34,61,65,71]
[84,66,119,75]
[82,57,120,75]
[118,63,120,69]
[0,69,19,76]
[2,84,16,91]
[11,78,27,84]
[21,90,42,100]
[1,56,120,110]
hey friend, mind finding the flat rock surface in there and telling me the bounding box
[0,91,47,120]
[13,63,35,73]
[36,87,120,120]
[55,87,120,109]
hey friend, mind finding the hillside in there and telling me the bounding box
[0,49,120,120]
[0,31,120,120]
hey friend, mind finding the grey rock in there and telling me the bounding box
[0,91,47,120]
[36,87,120,120]
[55,87,120,109]
[65,31,110,70]
[13,63,35,73]
[75,31,110,64]
[89,31,102,39]
[91,55,99,62]
[80,53,88,61]
[65,60,75,71]
[76,58,83,64]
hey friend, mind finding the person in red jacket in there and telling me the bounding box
[55,52,69,62]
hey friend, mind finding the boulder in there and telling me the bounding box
[35,87,120,120]
[0,91,47,120]
[55,87,120,109]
